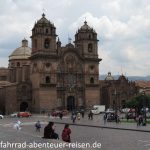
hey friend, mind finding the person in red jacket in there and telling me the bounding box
[62,124,71,143]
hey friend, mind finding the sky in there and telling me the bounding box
[0,0,150,76]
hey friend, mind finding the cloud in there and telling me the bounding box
[0,0,150,76]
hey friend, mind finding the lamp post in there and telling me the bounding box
[142,91,146,126]
[113,88,118,115]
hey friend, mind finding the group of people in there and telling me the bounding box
[35,121,71,142]
[43,122,71,143]
[13,120,71,143]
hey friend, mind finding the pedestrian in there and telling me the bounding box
[43,122,59,139]
[59,112,63,120]
[71,113,76,123]
[81,110,84,118]
[77,112,81,120]
[62,124,71,143]
[88,112,90,120]
[90,111,93,120]
[103,113,107,124]
[13,120,22,130]
[35,120,41,132]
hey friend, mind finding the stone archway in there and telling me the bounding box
[67,96,75,111]
[20,102,28,112]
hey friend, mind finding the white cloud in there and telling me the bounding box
[0,0,150,76]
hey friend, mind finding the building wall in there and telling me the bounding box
[39,88,57,112]
[4,85,17,114]
[85,87,100,107]
[0,68,9,81]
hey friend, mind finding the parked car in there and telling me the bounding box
[0,114,4,119]
[18,112,32,117]
[10,112,18,117]
[121,108,130,113]
[91,105,105,114]
[107,112,116,122]
[51,110,69,117]
[106,108,115,113]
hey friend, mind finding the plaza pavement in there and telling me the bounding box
[0,114,150,150]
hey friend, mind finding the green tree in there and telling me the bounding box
[125,94,150,114]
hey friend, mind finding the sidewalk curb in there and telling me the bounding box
[54,121,150,133]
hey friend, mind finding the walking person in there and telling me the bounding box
[81,110,84,118]
[103,113,107,124]
[71,113,76,123]
[43,122,59,139]
[59,112,63,120]
[77,112,81,120]
[90,111,93,120]
[62,124,71,143]
[35,120,41,132]
[88,112,91,120]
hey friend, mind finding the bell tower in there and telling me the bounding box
[74,21,99,58]
[30,14,58,113]
[31,13,57,54]
[74,21,102,107]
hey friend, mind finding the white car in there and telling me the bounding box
[106,108,115,113]
[0,115,4,119]
[122,108,130,113]
[10,112,18,117]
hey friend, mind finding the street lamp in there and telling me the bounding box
[112,88,118,115]
[142,91,146,126]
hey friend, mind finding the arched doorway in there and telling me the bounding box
[67,96,75,111]
[20,102,28,111]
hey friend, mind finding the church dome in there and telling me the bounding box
[80,21,92,30]
[105,72,114,81]
[9,39,31,60]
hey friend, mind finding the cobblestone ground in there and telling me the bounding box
[0,114,150,150]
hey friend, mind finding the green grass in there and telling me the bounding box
[121,119,150,124]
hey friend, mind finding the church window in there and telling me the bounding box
[90,77,94,84]
[17,62,20,67]
[89,34,91,39]
[44,39,50,49]
[34,39,37,48]
[88,43,93,52]
[46,76,50,83]
[46,28,49,34]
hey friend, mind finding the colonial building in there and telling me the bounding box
[100,72,139,109]
[0,14,101,114]
[0,14,139,114]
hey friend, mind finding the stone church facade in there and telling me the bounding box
[0,14,138,114]
[0,14,101,114]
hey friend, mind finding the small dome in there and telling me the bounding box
[9,39,31,60]
[105,72,114,81]
[37,13,50,24]
[80,21,92,30]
